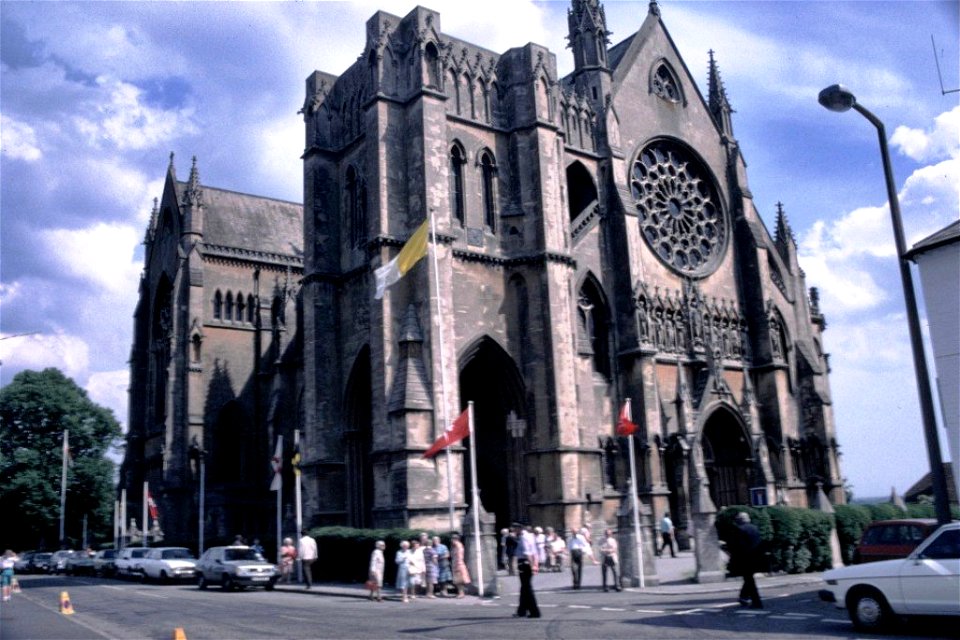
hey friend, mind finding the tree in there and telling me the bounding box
[0,368,121,551]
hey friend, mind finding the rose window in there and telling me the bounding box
[630,143,726,275]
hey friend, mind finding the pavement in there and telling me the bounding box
[273,550,823,600]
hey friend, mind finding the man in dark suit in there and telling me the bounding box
[730,512,763,609]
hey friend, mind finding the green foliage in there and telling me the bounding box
[865,503,904,521]
[305,526,451,584]
[717,505,833,574]
[834,504,872,565]
[0,368,121,551]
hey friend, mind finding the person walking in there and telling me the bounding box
[566,528,587,589]
[422,535,439,598]
[395,540,412,603]
[450,533,470,598]
[599,529,621,592]
[513,525,540,618]
[368,540,385,602]
[279,537,297,584]
[658,513,676,558]
[504,528,518,576]
[2,550,17,602]
[730,512,763,609]
[408,539,425,599]
[433,536,452,597]
[298,531,318,589]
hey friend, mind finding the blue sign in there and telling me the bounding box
[750,487,768,507]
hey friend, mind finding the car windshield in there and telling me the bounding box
[132,549,149,557]
[224,549,262,562]
[161,549,194,560]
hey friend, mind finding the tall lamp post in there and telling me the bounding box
[818,84,951,526]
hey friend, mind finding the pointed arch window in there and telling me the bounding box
[247,294,256,323]
[652,62,681,103]
[213,290,223,320]
[224,292,234,321]
[450,143,466,225]
[236,292,245,323]
[480,151,497,231]
[424,42,440,88]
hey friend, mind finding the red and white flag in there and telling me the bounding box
[616,401,638,436]
[147,490,159,521]
[270,435,283,491]
[423,408,470,459]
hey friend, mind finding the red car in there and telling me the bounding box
[853,519,939,564]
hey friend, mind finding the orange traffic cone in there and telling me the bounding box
[173,628,187,640]
[59,591,75,615]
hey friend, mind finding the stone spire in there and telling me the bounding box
[707,50,735,139]
[774,201,794,245]
[183,155,204,207]
[388,305,434,412]
[146,197,159,243]
[567,0,611,72]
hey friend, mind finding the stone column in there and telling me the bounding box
[811,482,844,568]
[462,502,500,596]
[689,443,725,583]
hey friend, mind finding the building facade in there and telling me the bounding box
[121,155,303,547]
[298,0,844,546]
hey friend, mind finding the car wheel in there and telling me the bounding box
[222,575,233,591]
[848,587,892,631]
[159,571,169,584]
[198,574,208,590]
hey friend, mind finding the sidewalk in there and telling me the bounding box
[273,550,822,600]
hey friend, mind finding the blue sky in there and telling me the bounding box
[1,0,957,500]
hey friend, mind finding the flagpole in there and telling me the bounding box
[294,429,303,583]
[467,401,484,597]
[114,499,119,550]
[274,435,283,565]
[60,429,68,545]
[121,488,127,549]
[429,209,456,533]
[625,399,645,588]
[143,481,149,546]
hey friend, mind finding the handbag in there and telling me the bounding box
[364,578,378,590]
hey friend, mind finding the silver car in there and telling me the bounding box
[195,546,277,591]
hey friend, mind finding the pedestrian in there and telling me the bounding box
[408,539,425,599]
[729,512,763,609]
[233,534,246,546]
[599,529,621,592]
[279,537,297,584]
[1,550,17,602]
[298,531,318,589]
[566,528,585,589]
[395,540,412,603]
[422,534,439,597]
[368,540,385,602]
[433,536,452,596]
[513,525,540,618]
[658,512,676,557]
[534,527,547,567]
[548,527,566,572]
[504,528,518,576]
[250,538,264,557]
[499,528,509,571]
[450,533,470,598]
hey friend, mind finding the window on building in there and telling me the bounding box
[450,143,466,225]
[213,290,223,320]
[424,42,440,88]
[224,292,233,321]
[247,294,256,323]
[566,161,598,222]
[480,150,497,231]
[236,293,245,323]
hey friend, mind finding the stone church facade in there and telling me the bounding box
[299,0,843,546]
[121,156,303,546]
[122,0,844,557]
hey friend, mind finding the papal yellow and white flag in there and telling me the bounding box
[374,219,429,299]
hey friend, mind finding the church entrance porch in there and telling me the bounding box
[701,408,752,508]
[458,337,526,533]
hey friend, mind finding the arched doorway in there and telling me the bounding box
[344,347,374,528]
[701,408,752,508]
[458,337,525,532]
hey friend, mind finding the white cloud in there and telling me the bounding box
[73,77,197,151]
[40,222,142,293]
[86,369,130,430]
[0,332,90,382]
[891,105,960,162]
[0,113,43,161]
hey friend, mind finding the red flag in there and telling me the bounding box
[423,409,470,458]
[147,491,159,521]
[616,401,637,436]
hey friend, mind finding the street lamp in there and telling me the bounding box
[818,84,951,526]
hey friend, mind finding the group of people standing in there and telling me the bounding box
[374,532,470,603]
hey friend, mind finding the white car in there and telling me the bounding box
[195,546,277,591]
[115,547,150,578]
[140,547,197,583]
[820,521,959,631]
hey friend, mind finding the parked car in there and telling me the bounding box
[30,552,53,573]
[853,518,939,564]
[820,521,960,631]
[49,550,77,574]
[140,547,197,583]
[93,549,119,577]
[14,552,35,573]
[65,550,97,575]
[195,546,277,591]
[115,547,150,578]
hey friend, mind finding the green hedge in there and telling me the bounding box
[304,526,451,585]
[833,502,959,565]
[717,506,833,574]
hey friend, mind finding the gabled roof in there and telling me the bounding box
[176,182,303,259]
[905,219,960,260]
